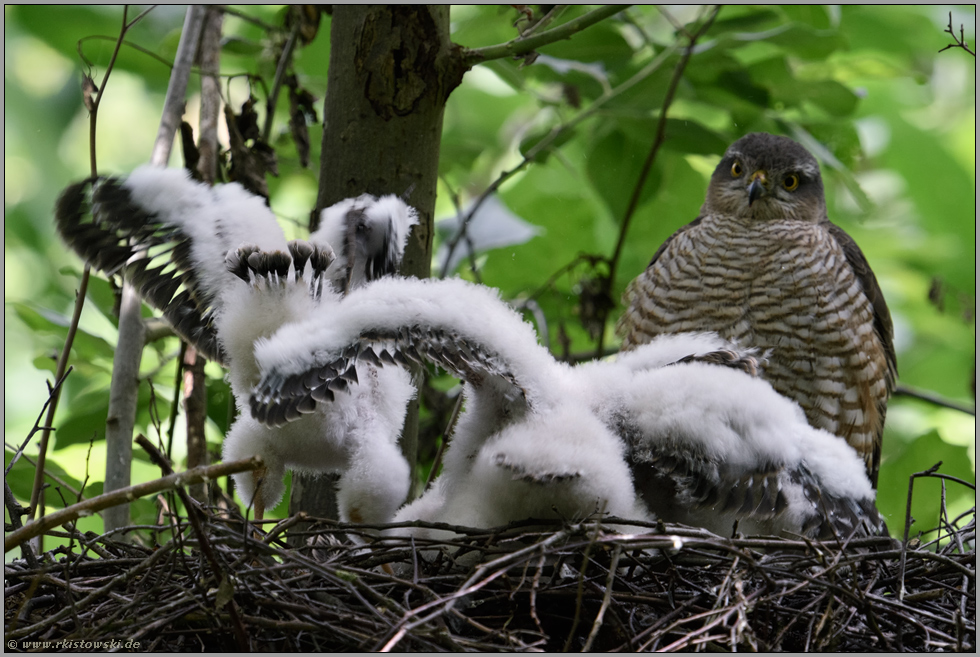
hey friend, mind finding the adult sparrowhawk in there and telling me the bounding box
[618,133,897,488]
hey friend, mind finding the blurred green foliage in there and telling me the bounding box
[4,5,974,550]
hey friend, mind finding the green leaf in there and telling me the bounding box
[451,5,524,50]
[521,58,608,104]
[11,301,116,361]
[706,6,782,35]
[716,69,772,108]
[615,152,708,300]
[806,80,859,117]
[518,124,577,164]
[221,35,264,56]
[585,125,662,220]
[207,377,235,437]
[216,574,236,609]
[5,449,84,508]
[54,393,109,449]
[660,119,730,155]
[604,59,677,113]
[538,21,633,67]
[766,24,847,61]
[780,5,835,30]
[745,57,800,108]
[877,430,975,539]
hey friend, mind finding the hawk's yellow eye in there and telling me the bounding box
[731,161,743,177]
[783,174,799,191]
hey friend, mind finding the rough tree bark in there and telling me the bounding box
[289,5,465,524]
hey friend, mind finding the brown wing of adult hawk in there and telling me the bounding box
[618,132,897,488]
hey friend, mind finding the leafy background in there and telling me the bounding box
[4,5,975,550]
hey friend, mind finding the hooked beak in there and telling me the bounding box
[747,171,767,206]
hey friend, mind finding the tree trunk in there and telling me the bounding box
[290,5,464,529]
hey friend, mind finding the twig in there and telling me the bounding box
[440,40,683,279]
[564,520,603,651]
[219,5,278,32]
[86,8,141,175]
[262,21,301,143]
[4,456,263,554]
[78,34,175,71]
[150,6,206,168]
[379,529,574,651]
[183,4,224,503]
[582,543,622,651]
[25,0,149,526]
[424,394,464,489]
[197,6,225,184]
[6,511,973,650]
[462,5,629,66]
[939,11,975,56]
[103,5,206,533]
[597,4,720,357]
[4,448,84,500]
[900,462,944,602]
[4,480,38,568]
[165,342,187,461]
[519,5,568,38]
[894,383,976,416]
[7,368,72,477]
[135,435,252,651]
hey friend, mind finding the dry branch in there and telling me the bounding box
[5,457,262,554]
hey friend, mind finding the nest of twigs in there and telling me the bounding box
[5,500,975,653]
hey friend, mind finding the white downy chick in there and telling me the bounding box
[55,167,419,522]
[249,276,886,539]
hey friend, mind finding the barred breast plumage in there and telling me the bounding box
[618,133,896,487]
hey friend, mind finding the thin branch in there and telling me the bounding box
[564,520,604,650]
[462,4,629,66]
[5,448,84,500]
[78,35,175,71]
[135,435,251,650]
[7,368,71,477]
[424,394,464,490]
[86,9,134,175]
[26,3,147,523]
[598,5,720,357]
[4,480,38,568]
[262,21,301,143]
[104,5,206,533]
[151,7,207,168]
[197,6,225,184]
[519,5,568,38]
[900,462,944,602]
[894,383,976,416]
[939,11,975,56]
[183,4,224,503]
[440,40,683,278]
[5,456,263,554]
[219,5,278,32]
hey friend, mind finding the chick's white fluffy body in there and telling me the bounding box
[622,361,874,536]
[91,167,420,521]
[224,366,414,522]
[252,275,883,538]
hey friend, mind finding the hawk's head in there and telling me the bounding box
[704,132,827,223]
